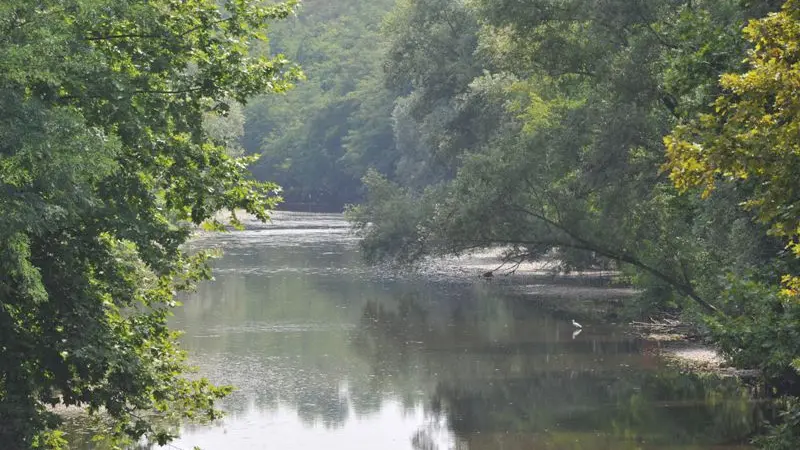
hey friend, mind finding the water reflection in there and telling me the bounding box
[354,296,758,449]
[71,212,760,449]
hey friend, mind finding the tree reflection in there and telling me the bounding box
[68,231,766,449]
[351,294,765,449]
[160,228,768,449]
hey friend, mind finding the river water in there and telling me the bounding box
[77,212,761,449]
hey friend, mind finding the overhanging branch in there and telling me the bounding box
[499,204,719,314]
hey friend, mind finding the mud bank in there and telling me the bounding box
[419,248,636,321]
[635,325,759,379]
[421,248,756,380]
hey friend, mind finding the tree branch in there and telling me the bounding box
[502,203,719,313]
[86,17,234,42]
[58,86,204,101]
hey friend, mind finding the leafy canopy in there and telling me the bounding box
[0,0,299,447]
[664,0,800,294]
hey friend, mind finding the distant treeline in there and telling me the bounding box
[242,0,397,207]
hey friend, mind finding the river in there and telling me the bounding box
[77,211,761,449]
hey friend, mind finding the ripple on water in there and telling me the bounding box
[190,228,359,249]
[203,321,357,335]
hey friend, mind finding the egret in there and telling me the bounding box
[571,319,582,329]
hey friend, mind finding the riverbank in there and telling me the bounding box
[419,248,755,379]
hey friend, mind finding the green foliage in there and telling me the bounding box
[350,0,758,316]
[243,0,398,208]
[242,0,487,208]
[0,0,298,447]
[349,0,790,318]
[664,4,800,444]
[706,278,800,381]
[757,398,800,450]
[665,0,800,294]
[345,170,437,264]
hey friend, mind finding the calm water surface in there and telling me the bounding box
[84,212,762,449]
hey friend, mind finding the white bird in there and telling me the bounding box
[571,319,582,329]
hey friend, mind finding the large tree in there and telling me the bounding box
[348,0,795,319]
[0,0,299,447]
[665,0,800,295]
[663,3,800,444]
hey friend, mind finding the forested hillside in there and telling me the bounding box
[243,0,800,446]
[243,0,397,207]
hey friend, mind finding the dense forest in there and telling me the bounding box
[0,0,298,448]
[2,0,800,448]
[243,0,398,207]
[245,0,800,447]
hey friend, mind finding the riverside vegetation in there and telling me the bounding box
[0,0,299,447]
[2,0,800,448]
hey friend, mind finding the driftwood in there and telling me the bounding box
[629,317,686,332]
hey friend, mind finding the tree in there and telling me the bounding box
[665,0,800,295]
[664,4,800,444]
[350,0,790,318]
[0,0,300,447]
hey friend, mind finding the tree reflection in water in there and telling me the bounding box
[354,295,763,450]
